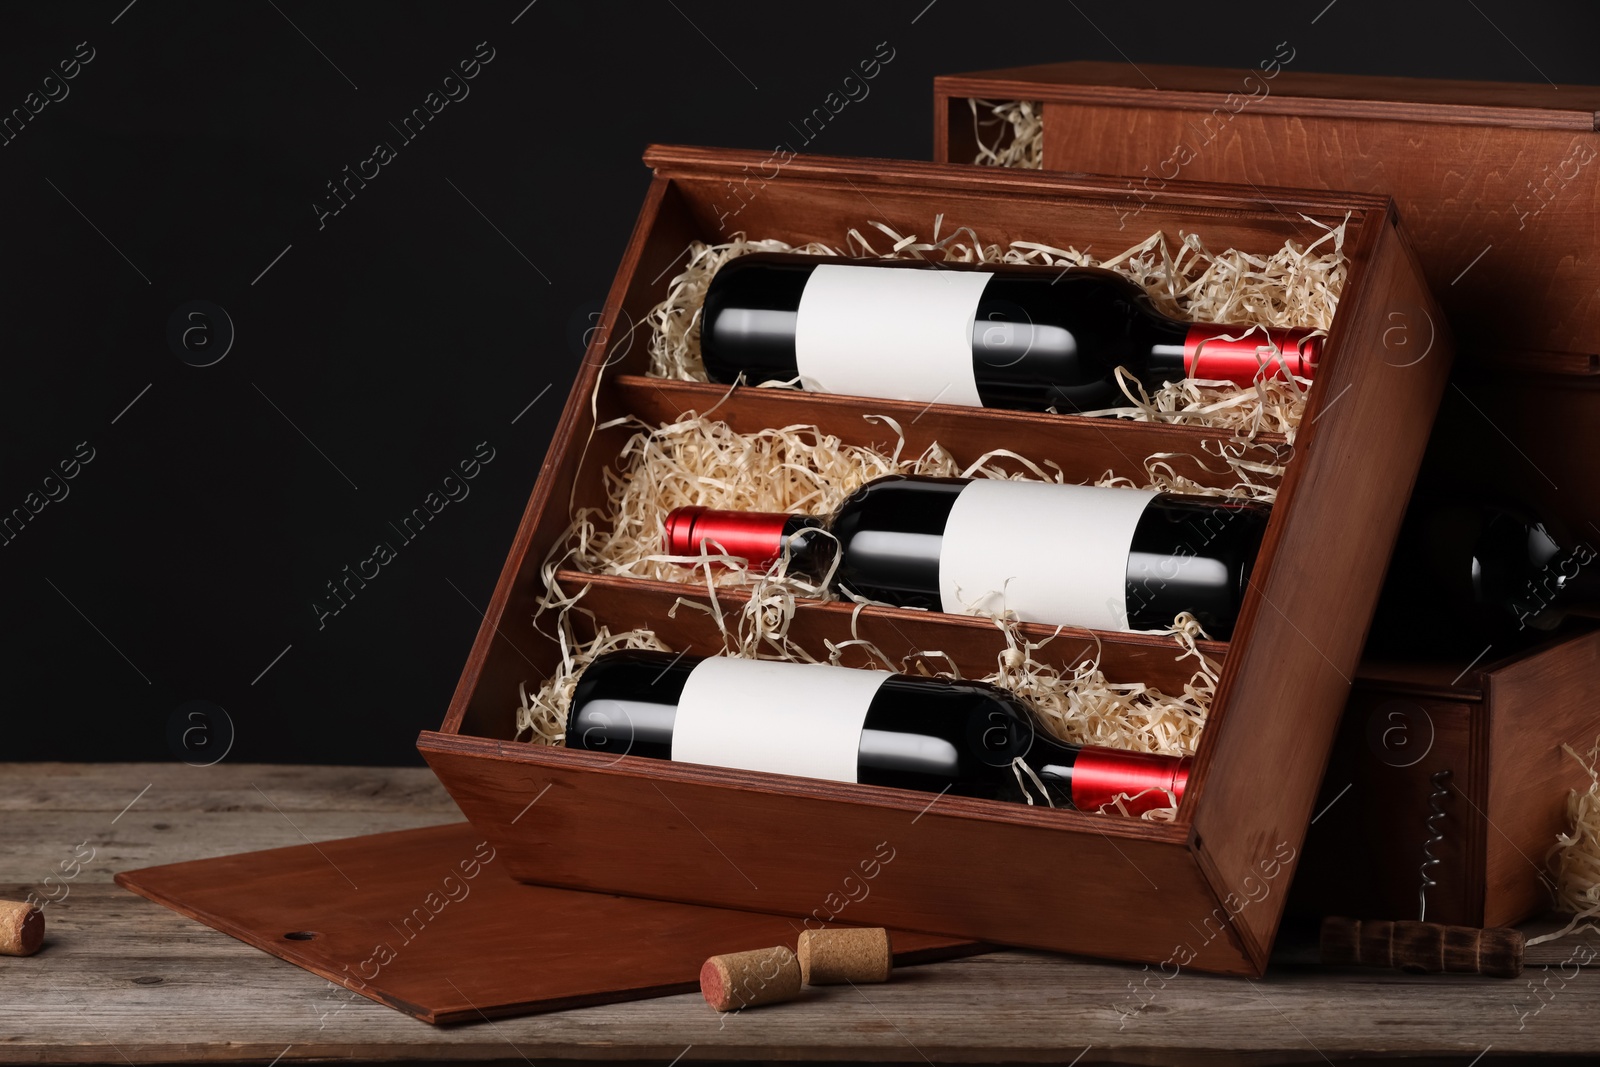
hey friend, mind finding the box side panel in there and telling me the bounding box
[1483,630,1600,926]
[420,734,1259,976]
[1290,691,1486,926]
[936,63,1600,128]
[1191,216,1453,961]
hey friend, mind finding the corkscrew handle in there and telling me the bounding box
[1320,917,1524,978]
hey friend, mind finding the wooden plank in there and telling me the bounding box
[1188,211,1454,967]
[1289,694,1486,927]
[615,375,1290,493]
[420,733,1254,973]
[1483,632,1600,926]
[6,765,1600,1063]
[0,763,457,814]
[937,61,1600,129]
[6,885,1600,1063]
[116,823,977,1025]
[2,811,462,888]
[555,569,1226,694]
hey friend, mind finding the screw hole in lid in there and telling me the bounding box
[283,931,319,941]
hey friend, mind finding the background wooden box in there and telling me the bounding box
[933,62,1600,357]
[1295,630,1600,928]
[418,145,1451,976]
[931,62,1600,929]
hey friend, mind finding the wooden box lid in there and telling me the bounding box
[115,822,974,1024]
[933,61,1600,363]
[417,144,1453,977]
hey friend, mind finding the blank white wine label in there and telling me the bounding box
[793,264,991,407]
[672,658,892,782]
[938,480,1158,631]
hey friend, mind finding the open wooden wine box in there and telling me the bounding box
[416,143,1453,977]
[930,62,1600,929]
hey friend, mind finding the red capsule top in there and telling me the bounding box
[1070,747,1191,816]
[1184,324,1320,385]
[663,506,794,568]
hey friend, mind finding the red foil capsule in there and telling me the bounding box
[1070,747,1191,816]
[663,506,794,568]
[1184,324,1320,384]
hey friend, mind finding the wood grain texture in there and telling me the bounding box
[937,62,1600,129]
[1291,630,1600,929]
[1293,690,1485,926]
[419,731,1257,973]
[933,61,1600,356]
[553,569,1227,693]
[1483,632,1600,927]
[1320,916,1524,978]
[0,761,461,813]
[617,374,1289,493]
[1179,209,1453,967]
[116,822,975,1024]
[422,143,1450,977]
[5,763,1600,1064]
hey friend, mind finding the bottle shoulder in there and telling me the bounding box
[833,476,968,532]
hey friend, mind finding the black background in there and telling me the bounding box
[4,0,1596,765]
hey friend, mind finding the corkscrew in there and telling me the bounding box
[1321,766,1526,978]
[1417,769,1450,922]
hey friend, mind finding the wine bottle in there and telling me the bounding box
[1367,495,1600,654]
[663,474,1268,638]
[566,649,1189,814]
[700,252,1320,412]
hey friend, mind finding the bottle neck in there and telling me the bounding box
[1029,737,1191,815]
[1177,324,1320,385]
[1512,539,1600,630]
[662,506,828,576]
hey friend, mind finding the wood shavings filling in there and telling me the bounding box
[644,216,1345,441]
[571,411,1279,592]
[968,98,1044,169]
[1528,737,1600,946]
[515,576,1216,823]
[518,413,1242,819]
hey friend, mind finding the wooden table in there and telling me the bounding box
[4,763,1597,1065]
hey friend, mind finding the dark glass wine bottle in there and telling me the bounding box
[663,474,1268,638]
[566,649,1189,814]
[699,253,1321,413]
[1367,495,1600,654]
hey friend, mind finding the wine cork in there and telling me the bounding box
[797,927,892,985]
[700,946,802,1011]
[0,900,44,957]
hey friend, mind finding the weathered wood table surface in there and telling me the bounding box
[4,762,1597,1065]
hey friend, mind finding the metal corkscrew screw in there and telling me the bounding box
[1417,769,1451,922]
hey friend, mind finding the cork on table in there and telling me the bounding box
[4,761,1599,1065]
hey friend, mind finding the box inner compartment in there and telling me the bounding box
[452,162,1385,832]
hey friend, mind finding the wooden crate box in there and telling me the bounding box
[418,145,1451,976]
